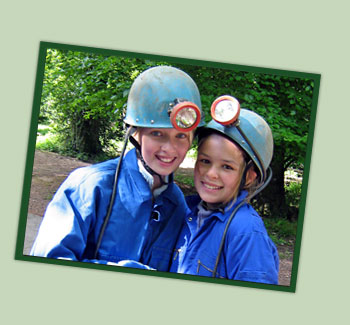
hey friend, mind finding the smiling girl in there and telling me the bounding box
[170,107,279,284]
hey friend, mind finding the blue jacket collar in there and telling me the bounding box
[186,190,249,222]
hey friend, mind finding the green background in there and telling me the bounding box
[1,0,348,323]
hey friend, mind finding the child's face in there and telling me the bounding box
[139,128,191,176]
[194,133,246,205]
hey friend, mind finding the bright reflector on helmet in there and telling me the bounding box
[211,95,240,125]
[170,101,201,132]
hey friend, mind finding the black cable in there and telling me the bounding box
[93,126,135,259]
[129,135,169,187]
[236,124,267,182]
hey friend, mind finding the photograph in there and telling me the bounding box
[15,41,320,292]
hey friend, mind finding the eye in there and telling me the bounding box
[150,130,162,137]
[199,158,211,164]
[176,133,188,139]
[223,164,234,170]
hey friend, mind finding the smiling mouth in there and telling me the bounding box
[202,181,223,190]
[156,155,177,164]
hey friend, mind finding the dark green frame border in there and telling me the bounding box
[15,41,321,293]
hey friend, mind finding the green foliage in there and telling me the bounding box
[36,133,64,153]
[285,181,302,208]
[37,125,51,136]
[264,217,297,246]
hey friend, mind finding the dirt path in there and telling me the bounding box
[28,150,91,216]
[27,149,293,286]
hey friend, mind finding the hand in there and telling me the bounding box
[114,260,156,270]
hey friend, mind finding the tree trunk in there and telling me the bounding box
[252,145,288,219]
[75,117,104,156]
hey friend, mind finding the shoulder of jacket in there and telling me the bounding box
[225,204,266,237]
[65,158,119,188]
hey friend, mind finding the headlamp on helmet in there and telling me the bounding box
[168,98,201,132]
[210,95,240,126]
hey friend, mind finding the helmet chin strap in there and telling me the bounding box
[128,135,170,186]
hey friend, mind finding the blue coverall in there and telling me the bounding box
[30,148,187,271]
[170,191,279,284]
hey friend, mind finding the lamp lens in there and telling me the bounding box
[214,100,238,122]
[175,107,198,129]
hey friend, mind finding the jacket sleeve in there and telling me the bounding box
[30,166,113,265]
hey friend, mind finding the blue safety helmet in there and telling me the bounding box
[124,66,204,131]
[202,109,273,183]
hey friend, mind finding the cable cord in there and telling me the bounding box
[236,124,267,182]
[93,126,135,259]
[211,166,273,277]
[129,135,169,187]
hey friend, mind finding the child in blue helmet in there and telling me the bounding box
[30,66,204,271]
[170,96,279,284]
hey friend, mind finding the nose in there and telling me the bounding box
[206,165,219,180]
[160,136,177,153]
